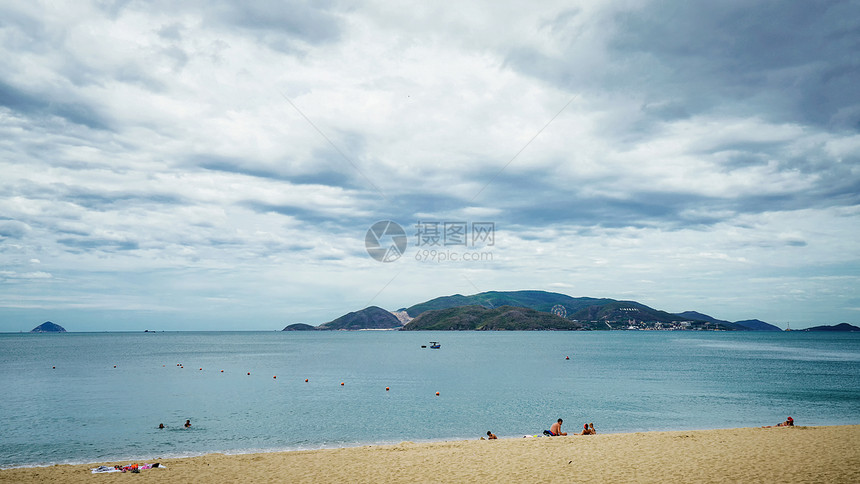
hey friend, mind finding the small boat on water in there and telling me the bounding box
[429,341,441,349]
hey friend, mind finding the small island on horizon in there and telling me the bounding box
[30,321,67,333]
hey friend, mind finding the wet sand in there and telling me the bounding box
[2,425,858,483]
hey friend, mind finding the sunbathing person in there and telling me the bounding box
[486,431,497,439]
[544,418,567,436]
[777,417,794,427]
[762,416,794,428]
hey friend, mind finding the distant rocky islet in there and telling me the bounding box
[30,321,67,333]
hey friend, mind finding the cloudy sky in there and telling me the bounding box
[1,0,858,331]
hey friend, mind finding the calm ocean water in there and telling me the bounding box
[1,330,859,468]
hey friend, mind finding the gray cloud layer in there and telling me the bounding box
[0,0,858,330]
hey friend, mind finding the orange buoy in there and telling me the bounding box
[273,375,277,379]
[113,365,117,368]
[199,368,203,370]
[386,387,390,391]
[305,379,309,382]
[565,356,570,360]
[435,391,440,396]
[52,366,56,369]
[340,382,345,386]
[247,372,251,375]
[221,370,224,373]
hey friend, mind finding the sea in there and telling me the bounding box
[1,330,859,469]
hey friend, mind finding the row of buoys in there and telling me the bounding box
[169,365,444,394]
[49,364,440,394]
[172,365,295,383]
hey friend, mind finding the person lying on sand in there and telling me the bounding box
[762,416,794,428]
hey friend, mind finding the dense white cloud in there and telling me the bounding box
[0,0,858,330]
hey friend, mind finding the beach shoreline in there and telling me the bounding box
[2,425,858,483]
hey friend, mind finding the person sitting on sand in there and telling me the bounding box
[579,423,591,435]
[544,418,567,436]
[486,431,497,439]
[184,420,191,428]
[588,423,596,434]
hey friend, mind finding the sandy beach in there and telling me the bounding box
[2,425,858,483]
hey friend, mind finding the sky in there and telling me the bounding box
[1,0,859,331]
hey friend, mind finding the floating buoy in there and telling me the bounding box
[305,379,309,382]
[199,368,203,371]
[340,382,345,386]
[52,366,56,369]
[273,375,277,379]
[386,387,390,391]
[435,391,440,396]
[565,356,569,360]
[247,372,251,375]
[221,370,224,373]
[113,365,117,368]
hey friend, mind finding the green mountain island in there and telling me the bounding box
[403,291,735,331]
[283,290,800,332]
[403,305,582,331]
[30,321,67,333]
[405,291,612,318]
